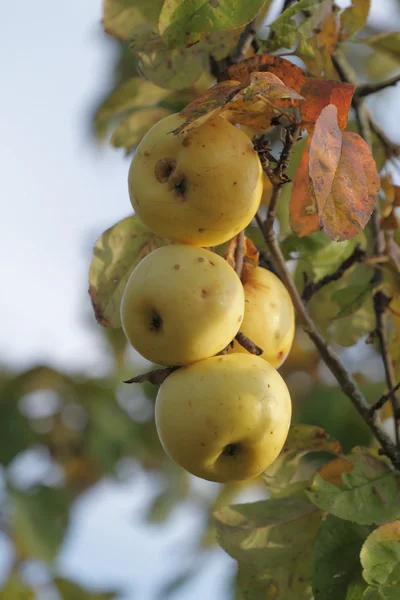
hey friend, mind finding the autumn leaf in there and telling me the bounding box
[290,137,319,237]
[301,13,340,79]
[300,78,355,131]
[309,105,379,241]
[224,53,306,92]
[340,0,371,41]
[241,236,260,279]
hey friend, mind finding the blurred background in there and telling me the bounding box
[1,1,400,598]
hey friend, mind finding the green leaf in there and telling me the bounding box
[111,107,172,151]
[89,215,170,328]
[10,486,70,561]
[313,515,372,599]
[158,0,269,48]
[94,77,171,136]
[340,0,370,41]
[361,32,400,63]
[346,575,368,600]
[263,425,341,498]
[331,284,371,319]
[214,497,322,599]
[360,522,400,585]
[103,0,164,40]
[54,578,118,600]
[264,0,331,56]
[307,451,400,526]
[0,571,35,599]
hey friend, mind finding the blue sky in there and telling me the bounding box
[1,0,400,598]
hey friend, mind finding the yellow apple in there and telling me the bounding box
[155,353,292,483]
[229,267,295,368]
[128,113,263,246]
[120,244,245,366]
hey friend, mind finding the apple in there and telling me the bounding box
[128,112,263,246]
[120,244,245,366]
[229,267,295,368]
[155,353,292,483]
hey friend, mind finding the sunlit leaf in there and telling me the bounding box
[308,451,400,525]
[300,78,355,131]
[360,522,400,599]
[309,106,379,241]
[103,0,164,40]
[313,515,372,599]
[89,215,170,328]
[340,0,371,41]
[158,0,269,48]
[111,107,172,151]
[215,497,322,599]
[361,32,400,62]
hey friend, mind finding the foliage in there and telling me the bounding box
[4,0,400,598]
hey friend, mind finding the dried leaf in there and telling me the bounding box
[340,0,371,41]
[301,13,340,79]
[225,54,306,92]
[290,136,320,237]
[319,457,355,487]
[243,71,304,102]
[301,78,355,131]
[309,107,379,241]
[241,236,260,279]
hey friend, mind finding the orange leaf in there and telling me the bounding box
[300,77,355,131]
[319,457,354,487]
[224,54,306,93]
[289,136,319,237]
[310,107,379,240]
[381,211,399,231]
[395,185,400,207]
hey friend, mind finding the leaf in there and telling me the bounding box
[307,451,400,526]
[309,107,379,241]
[361,32,400,63]
[300,13,339,79]
[11,486,70,561]
[263,424,342,498]
[340,0,371,41]
[265,0,332,57]
[54,578,118,600]
[225,54,306,92]
[300,78,355,131]
[158,0,269,48]
[215,497,322,599]
[88,215,170,328]
[313,515,372,600]
[360,522,400,599]
[103,0,164,39]
[331,283,371,319]
[111,107,172,151]
[0,571,35,599]
[290,137,320,237]
[241,236,260,279]
[94,77,171,135]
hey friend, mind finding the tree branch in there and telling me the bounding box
[355,74,400,99]
[302,245,366,303]
[333,49,400,447]
[254,119,400,468]
[369,381,400,415]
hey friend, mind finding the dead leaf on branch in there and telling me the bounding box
[300,77,355,131]
[309,105,379,241]
[224,54,306,93]
[173,72,303,135]
[289,136,320,237]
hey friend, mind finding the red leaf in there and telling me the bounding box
[289,137,319,237]
[300,78,355,131]
[309,108,379,240]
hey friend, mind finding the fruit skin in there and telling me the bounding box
[155,353,292,483]
[120,244,245,366]
[128,113,263,246]
[229,267,295,368]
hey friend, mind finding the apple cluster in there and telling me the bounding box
[120,113,295,483]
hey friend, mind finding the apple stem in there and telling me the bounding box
[235,332,263,356]
[124,366,179,386]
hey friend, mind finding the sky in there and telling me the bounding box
[1,0,400,598]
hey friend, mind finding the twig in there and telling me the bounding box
[333,49,400,446]
[235,230,245,278]
[355,74,400,99]
[124,367,178,386]
[231,19,257,63]
[302,245,366,303]
[370,382,400,415]
[235,332,264,356]
[255,121,400,468]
